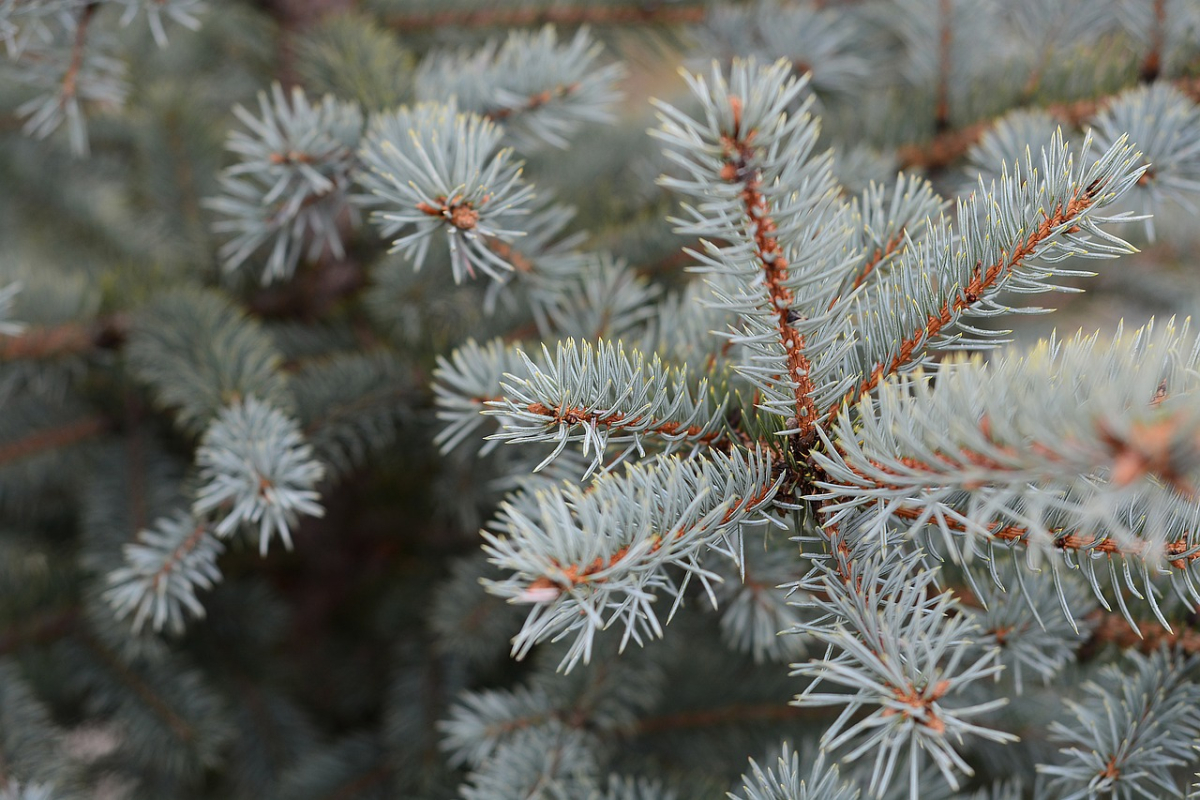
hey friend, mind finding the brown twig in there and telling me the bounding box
[720,96,820,442]
[1141,0,1167,82]
[385,4,705,32]
[898,75,1200,172]
[485,83,580,122]
[61,3,99,104]
[521,482,776,596]
[0,316,128,361]
[934,0,953,133]
[0,416,108,465]
[524,401,728,448]
[1087,608,1200,655]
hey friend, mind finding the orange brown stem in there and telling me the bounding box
[0,416,108,466]
[899,76,1200,172]
[485,83,580,122]
[720,96,820,438]
[386,4,705,32]
[525,401,726,446]
[0,316,128,361]
[889,505,1200,570]
[1088,608,1200,655]
[523,483,776,594]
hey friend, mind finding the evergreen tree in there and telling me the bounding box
[3,1,1200,798]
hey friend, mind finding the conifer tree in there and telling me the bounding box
[4,1,1200,798]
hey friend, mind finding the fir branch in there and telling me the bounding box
[718,93,820,438]
[487,338,730,473]
[1037,649,1200,799]
[483,82,580,122]
[482,449,780,670]
[888,505,1200,571]
[654,60,857,428]
[356,101,535,283]
[103,513,223,635]
[828,130,1142,423]
[847,229,905,295]
[414,27,623,150]
[77,629,196,744]
[837,188,1095,415]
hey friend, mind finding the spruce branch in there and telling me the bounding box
[128,288,291,434]
[1037,648,1200,799]
[414,26,624,150]
[829,128,1143,423]
[731,744,859,800]
[1089,82,1200,239]
[654,59,858,432]
[835,174,944,304]
[701,0,873,97]
[103,512,223,635]
[486,337,731,474]
[193,396,325,555]
[435,337,537,455]
[815,319,1200,626]
[111,0,204,48]
[897,75,1200,172]
[482,448,780,671]
[206,83,363,284]
[71,630,231,778]
[791,553,1017,797]
[356,101,536,284]
[10,3,126,156]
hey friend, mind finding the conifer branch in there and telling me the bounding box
[78,629,196,743]
[720,94,820,438]
[889,505,1200,570]
[831,227,908,311]
[831,198,1089,419]
[828,135,1139,426]
[483,83,581,123]
[487,338,730,472]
